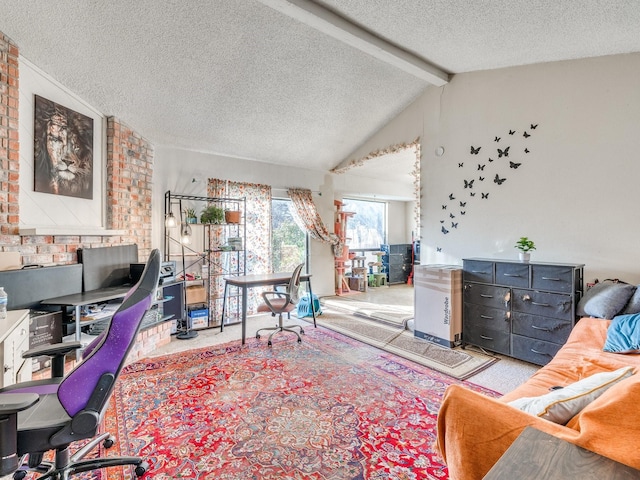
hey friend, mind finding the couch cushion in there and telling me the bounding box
[604,314,640,353]
[576,282,636,319]
[508,366,634,424]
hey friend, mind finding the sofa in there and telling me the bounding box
[436,314,640,479]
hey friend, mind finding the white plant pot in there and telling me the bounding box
[519,252,530,263]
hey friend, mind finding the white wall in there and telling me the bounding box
[152,146,336,295]
[346,52,640,284]
[18,58,106,230]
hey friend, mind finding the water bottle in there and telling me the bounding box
[0,287,6,320]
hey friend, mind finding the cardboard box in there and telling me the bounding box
[186,285,206,304]
[29,310,63,372]
[188,307,209,329]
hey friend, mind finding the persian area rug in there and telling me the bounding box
[321,296,414,326]
[101,327,499,480]
[316,309,499,380]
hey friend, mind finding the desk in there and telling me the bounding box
[221,272,316,345]
[41,286,131,347]
[483,427,640,479]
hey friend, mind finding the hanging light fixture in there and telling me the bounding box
[180,222,192,245]
[165,211,177,228]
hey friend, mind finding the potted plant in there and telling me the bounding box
[224,209,241,224]
[184,208,197,224]
[514,236,536,262]
[200,205,225,224]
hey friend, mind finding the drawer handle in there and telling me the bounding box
[480,315,494,319]
[471,270,487,273]
[480,335,494,340]
[503,273,521,277]
[480,294,494,298]
[530,348,550,356]
[531,301,551,307]
[531,325,551,332]
[542,277,561,281]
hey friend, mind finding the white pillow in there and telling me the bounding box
[508,366,634,424]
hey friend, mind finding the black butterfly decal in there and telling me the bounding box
[441,226,449,235]
[451,222,458,228]
[458,162,464,168]
[531,124,538,129]
[437,247,442,252]
[464,179,474,189]
[449,193,455,200]
[497,146,510,158]
[479,176,485,181]
[460,211,466,215]
[494,136,500,142]
[449,213,455,219]
[482,192,489,199]
[470,146,481,155]
[442,205,447,210]
[524,148,530,153]
[509,129,516,135]
[494,174,506,185]
[440,220,445,223]
[523,131,530,138]
[470,192,476,197]
[459,201,466,207]
[488,157,494,162]
[478,164,485,171]
[509,161,521,169]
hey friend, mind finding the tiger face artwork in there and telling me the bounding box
[34,95,94,199]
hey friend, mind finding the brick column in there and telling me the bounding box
[0,34,19,236]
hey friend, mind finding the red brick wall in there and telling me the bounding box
[0,33,154,265]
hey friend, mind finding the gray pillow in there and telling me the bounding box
[622,286,640,314]
[576,282,636,319]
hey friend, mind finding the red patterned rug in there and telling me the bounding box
[101,327,499,479]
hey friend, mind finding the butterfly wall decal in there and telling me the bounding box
[531,124,538,129]
[442,205,447,209]
[458,162,464,167]
[464,179,474,189]
[523,131,530,138]
[481,192,489,199]
[451,222,458,228]
[442,226,449,234]
[460,211,466,215]
[440,220,444,223]
[524,148,530,153]
[437,247,442,252]
[497,147,510,158]
[479,176,485,181]
[509,161,521,169]
[449,193,455,200]
[488,157,494,162]
[478,164,485,171]
[459,201,466,207]
[470,146,481,155]
[494,136,500,142]
[494,174,506,185]
[470,192,476,197]
[509,130,516,135]
[450,213,455,219]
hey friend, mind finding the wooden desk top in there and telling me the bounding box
[40,285,132,306]
[222,272,311,287]
[484,427,639,479]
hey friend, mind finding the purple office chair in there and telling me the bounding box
[0,248,161,479]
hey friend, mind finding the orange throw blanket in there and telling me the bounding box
[436,317,640,480]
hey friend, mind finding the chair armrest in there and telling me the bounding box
[262,291,292,314]
[23,342,82,378]
[0,393,39,476]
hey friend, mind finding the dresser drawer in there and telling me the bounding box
[463,260,494,284]
[495,262,529,288]
[464,283,510,309]
[464,303,511,331]
[512,312,572,344]
[512,289,573,321]
[464,326,511,355]
[531,265,575,293]
[512,334,563,365]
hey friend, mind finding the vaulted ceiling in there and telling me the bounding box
[1,0,639,173]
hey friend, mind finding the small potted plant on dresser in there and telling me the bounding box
[514,236,536,262]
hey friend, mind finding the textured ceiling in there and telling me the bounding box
[1,0,639,175]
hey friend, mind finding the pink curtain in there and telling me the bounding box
[208,179,272,319]
[287,188,342,257]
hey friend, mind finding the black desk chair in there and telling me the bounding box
[256,263,305,346]
[0,248,161,479]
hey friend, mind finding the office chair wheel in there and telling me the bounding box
[103,435,116,449]
[256,333,261,339]
[297,338,302,343]
[267,340,272,347]
[135,461,149,477]
[13,471,26,480]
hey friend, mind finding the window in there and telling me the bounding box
[343,198,386,249]
[272,198,308,272]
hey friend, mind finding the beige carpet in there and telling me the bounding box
[316,308,498,380]
[321,296,414,326]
